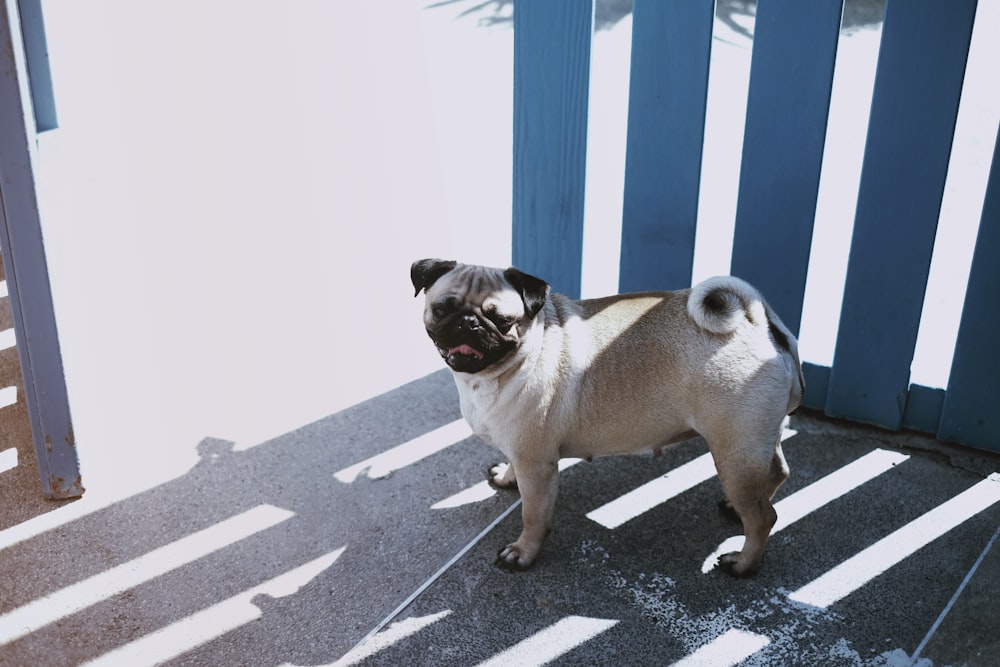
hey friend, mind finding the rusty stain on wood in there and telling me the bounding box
[48,472,84,499]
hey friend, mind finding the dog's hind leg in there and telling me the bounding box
[711,431,789,577]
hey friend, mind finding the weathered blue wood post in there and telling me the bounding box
[729,0,843,335]
[938,131,1000,452]
[618,0,714,293]
[0,0,82,498]
[512,0,593,298]
[17,0,58,132]
[825,0,978,428]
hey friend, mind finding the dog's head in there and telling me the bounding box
[411,259,549,374]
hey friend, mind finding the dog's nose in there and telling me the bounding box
[459,314,482,330]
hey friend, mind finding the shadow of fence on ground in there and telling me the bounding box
[2,368,999,665]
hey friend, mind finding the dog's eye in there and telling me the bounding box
[488,312,515,332]
[431,299,456,319]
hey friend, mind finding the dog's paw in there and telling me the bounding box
[716,551,759,578]
[495,542,537,570]
[487,462,517,489]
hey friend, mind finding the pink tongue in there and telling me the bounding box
[448,344,484,359]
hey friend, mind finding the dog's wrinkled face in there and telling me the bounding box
[411,259,549,374]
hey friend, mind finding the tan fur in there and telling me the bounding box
[414,261,803,576]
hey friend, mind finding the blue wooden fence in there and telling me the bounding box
[512,0,999,453]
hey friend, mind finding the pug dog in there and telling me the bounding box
[411,259,804,576]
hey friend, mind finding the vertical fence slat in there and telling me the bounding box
[824,0,977,429]
[16,0,57,132]
[512,1,593,298]
[729,0,843,335]
[938,129,1000,452]
[618,0,713,293]
[0,0,81,498]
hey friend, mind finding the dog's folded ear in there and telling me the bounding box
[411,259,458,296]
[504,267,549,319]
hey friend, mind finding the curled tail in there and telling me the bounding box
[688,276,805,411]
[688,276,768,334]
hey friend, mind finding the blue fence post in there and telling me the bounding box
[938,129,1000,452]
[824,0,977,429]
[0,0,81,498]
[618,0,714,293]
[512,0,593,297]
[16,0,58,132]
[729,0,843,335]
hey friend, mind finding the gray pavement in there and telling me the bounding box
[2,369,998,666]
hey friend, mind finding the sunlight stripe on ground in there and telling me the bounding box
[0,386,16,409]
[586,453,717,529]
[789,473,1000,608]
[0,505,294,646]
[0,328,15,352]
[0,499,112,553]
[701,448,910,572]
[334,420,472,483]
[326,610,452,667]
[475,616,619,667]
[432,458,584,510]
[670,629,770,667]
[82,548,344,667]
[771,449,910,532]
[586,424,797,530]
[0,448,16,474]
[431,479,497,509]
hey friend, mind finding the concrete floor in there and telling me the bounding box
[1,370,999,665]
[2,0,999,665]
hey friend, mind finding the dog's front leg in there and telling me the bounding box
[487,461,517,488]
[496,458,559,570]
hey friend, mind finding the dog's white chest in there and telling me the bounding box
[454,375,529,454]
[456,378,497,439]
